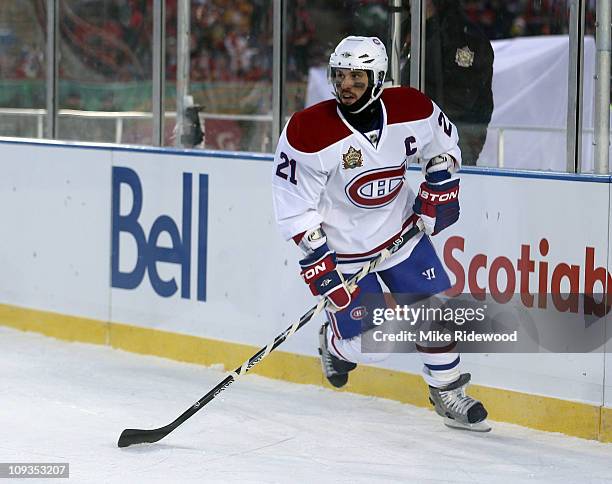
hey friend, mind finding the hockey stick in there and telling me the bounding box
[117,223,422,448]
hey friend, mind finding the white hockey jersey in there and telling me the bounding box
[272,86,461,273]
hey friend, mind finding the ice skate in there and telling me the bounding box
[318,323,356,388]
[429,373,491,432]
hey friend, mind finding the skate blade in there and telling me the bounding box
[444,417,492,433]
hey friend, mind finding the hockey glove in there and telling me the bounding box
[413,154,460,235]
[299,244,357,312]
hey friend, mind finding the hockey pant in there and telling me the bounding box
[327,235,460,388]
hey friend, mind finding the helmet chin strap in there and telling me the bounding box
[338,85,375,115]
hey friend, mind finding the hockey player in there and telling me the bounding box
[272,36,489,432]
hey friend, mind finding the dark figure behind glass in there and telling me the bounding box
[401,0,494,165]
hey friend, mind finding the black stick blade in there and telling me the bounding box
[118,428,170,448]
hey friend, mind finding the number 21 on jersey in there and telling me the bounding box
[276,152,298,185]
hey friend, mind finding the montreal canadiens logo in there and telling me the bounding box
[345,162,406,209]
[350,306,368,320]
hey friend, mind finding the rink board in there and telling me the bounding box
[1,138,611,441]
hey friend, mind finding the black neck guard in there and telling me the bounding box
[339,97,383,135]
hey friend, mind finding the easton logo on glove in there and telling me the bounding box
[299,245,357,311]
[418,185,459,203]
[303,262,329,280]
[413,178,460,235]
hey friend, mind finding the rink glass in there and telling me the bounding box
[55,0,154,144]
[0,1,46,138]
[418,0,594,172]
[169,0,273,151]
[282,0,392,124]
[0,0,607,172]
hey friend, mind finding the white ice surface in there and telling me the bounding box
[2,326,612,484]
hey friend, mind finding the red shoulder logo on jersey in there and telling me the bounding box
[345,162,406,209]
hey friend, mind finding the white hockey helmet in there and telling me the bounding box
[328,36,388,113]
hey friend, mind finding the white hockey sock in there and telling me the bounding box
[419,351,461,388]
[327,330,390,365]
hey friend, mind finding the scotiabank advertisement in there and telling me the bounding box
[443,235,609,314]
[426,172,610,301]
[425,173,611,339]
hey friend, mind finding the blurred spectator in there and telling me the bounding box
[224,29,256,77]
[15,44,44,79]
[461,0,576,38]
[189,0,270,82]
[1,0,599,116]
[287,0,315,81]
